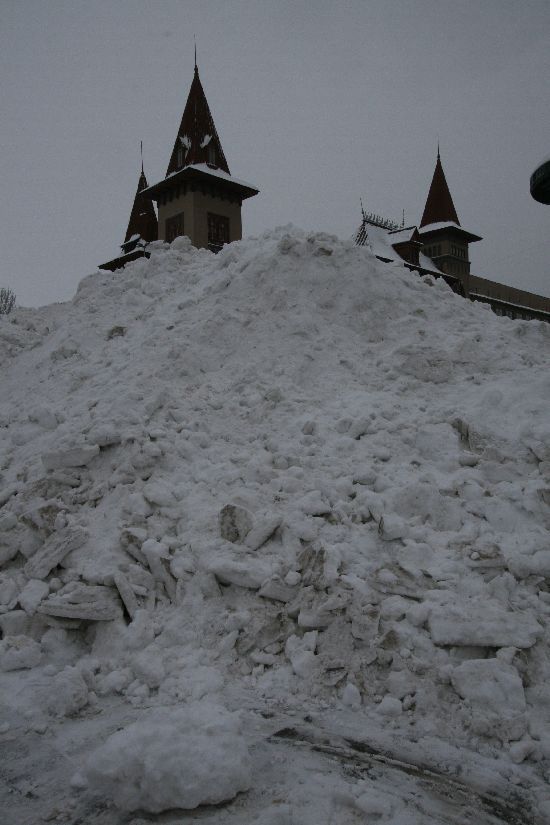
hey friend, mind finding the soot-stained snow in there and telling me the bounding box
[1,226,550,823]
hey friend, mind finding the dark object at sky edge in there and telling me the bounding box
[530,158,550,205]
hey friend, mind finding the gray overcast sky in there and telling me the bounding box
[1,0,549,307]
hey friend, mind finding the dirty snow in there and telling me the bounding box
[1,226,550,823]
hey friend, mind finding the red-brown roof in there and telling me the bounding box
[123,168,158,245]
[166,66,230,177]
[420,152,460,228]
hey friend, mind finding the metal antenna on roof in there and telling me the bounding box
[360,197,366,221]
[402,209,405,228]
[437,138,440,159]
[140,140,144,175]
[194,35,197,71]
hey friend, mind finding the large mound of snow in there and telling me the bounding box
[1,227,550,823]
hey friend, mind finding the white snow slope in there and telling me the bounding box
[1,227,550,824]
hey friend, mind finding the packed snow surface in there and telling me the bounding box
[1,227,550,824]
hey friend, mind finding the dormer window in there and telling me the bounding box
[177,146,183,168]
[208,142,216,166]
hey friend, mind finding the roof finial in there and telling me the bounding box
[194,35,197,72]
[140,140,144,175]
[437,138,440,160]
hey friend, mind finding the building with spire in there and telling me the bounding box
[418,150,482,280]
[100,59,258,270]
[355,150,550,322]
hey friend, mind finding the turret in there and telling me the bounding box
[99,159,158,271]
[418,149,481,279]
[143,61,258,252]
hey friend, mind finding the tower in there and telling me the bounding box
[144,62,258,251]
[99,163,158,271]
[418,150,481,279]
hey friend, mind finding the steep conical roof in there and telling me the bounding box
[123,167,158,246]
[420,150,460,227]
[166,65,230,177]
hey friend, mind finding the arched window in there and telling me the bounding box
[177,146,183,168]
[208,142,216,166]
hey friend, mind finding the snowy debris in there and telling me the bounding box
[208,555,271,589]
[219,503,254,543]
[1,226,550,822]
[0,635,42,671]
[450,658,527,740]
[42,445,99,470]
[83,702,251,812]
[428,603,542,648]
[113,571,138,619]
[23,528,88,580]
[37,584,121,621]
[18,579,49,615]
[244,514,281,550]
[47,666,89,717]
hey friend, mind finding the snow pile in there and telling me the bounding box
[82,701,251,812]
[1,226,550,822]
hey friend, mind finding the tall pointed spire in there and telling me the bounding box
[123,161,158,248]
[99,157,158,271]
[420,149,460,227]
[165,63,229,176]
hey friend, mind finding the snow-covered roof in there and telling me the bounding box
[418,251,444,273]
[470,293,550,315]
[184,163,258,192]
[144,163,259,199]
[358,223,447,276]
[387,227,419,244]
[418,221,482,242]
[418,221,461,233]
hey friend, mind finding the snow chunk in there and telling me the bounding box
[428,603,541,648]
[42,445,99,470]
[244,515,281,550]
[83,702,251,812]
[208,555,271,589]
[24,528,88,580]
[18,579,49,615]
[47,666,89,716]
[38,583,121,621]
[342,682,361,708]
[377,696,402,717]
[0,635,42,671]
[285,632,318,678]
[142,479,177,507]
[219,503,253,543]
[451,658,526,740]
